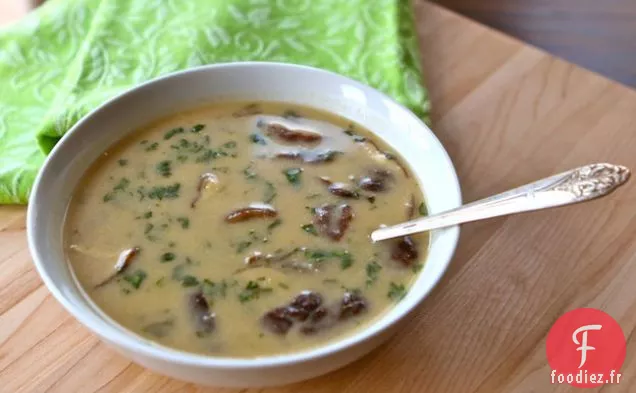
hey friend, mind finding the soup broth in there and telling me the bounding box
[64,102,428,357]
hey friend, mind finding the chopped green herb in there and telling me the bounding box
[353,135,366,142]
[168,242,176,248]
[176,155,188,163]
[223,141,237,148]
[267,218,282,232]
[412,263,424,273]
[103,192,115,202]
[155,277,166,287]
[388,282,407,301]
[114,177,130,191]
[243,163,258,179]
[236,241,252,253]
[196,148,228,163]
[140,139,148,145]
[301,223,318,236]
[366,261,382,286]
[164,127,184,140]
[144,223,154,235]
[338,251,354,269]
[123,270,147,289]
[249,133,267,145]
[191,124,205,133]
[143,211,153,219]
[148,183,180,200]
[304,249,331,262]
[263,181,277,203]
[156,160,172,177]
[278,282,289,289]
[238,280,271,303]
[202,279,228,298]
[419,202,427,216]
[177,217,190,229]
[283,168,302,185]
[118,159,128,166]
[145,142,159,151]
[160,252,176,263]
[367,196,376,204]
[181,275,199,287]
[171,264,186,280]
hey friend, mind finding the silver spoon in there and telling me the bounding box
[371,163,630,242]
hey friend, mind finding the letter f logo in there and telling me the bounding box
[572,324,602,368]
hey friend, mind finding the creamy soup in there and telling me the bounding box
[64,102,428,357]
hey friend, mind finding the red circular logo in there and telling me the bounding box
[546,308,626,388]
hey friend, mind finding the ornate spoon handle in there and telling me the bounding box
[371,163,630,242]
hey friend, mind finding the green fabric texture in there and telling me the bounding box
[0,0,429,204]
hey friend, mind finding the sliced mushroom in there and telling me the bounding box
[286,291,323,321]
[262,307,294,335]
[391,236,419,266]
[189,291,216,336]
[94,247,140,288]
[339,291,368,320]
[363,139,409,177]
[191,172,220,208]
[264,122,322,144]
[313,204,354,241]
[225,203,278,223]
[317,177,360,199]
[358,168,393,192]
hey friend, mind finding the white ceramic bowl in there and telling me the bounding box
[27,62,461,387]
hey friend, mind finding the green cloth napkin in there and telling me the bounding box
[0,0,429,204]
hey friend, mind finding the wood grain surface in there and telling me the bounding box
[2,1,636,392]
[433,0,636,88]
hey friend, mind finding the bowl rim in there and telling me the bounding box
[27,61,461,369]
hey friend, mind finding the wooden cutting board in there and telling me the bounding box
[2,2,636,392]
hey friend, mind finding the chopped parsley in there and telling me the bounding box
[263,181,277,203]
[243,163,258,179]
[118,159,128,166]
[156,160,172,177]
[412,263,423,273]
[301,223,318,236]
[144,223,154,235]
[143,211,153,219]
[123,270,147,289]
[145,142,159,151]
[103,193,115,202]
[236,241,252,253]
[303,248,354,269]
[114,177,130,191]
[283,168,302,185]
[249,133,267,145]
[337,251,354,269]
[181,275,200,287]
[164,127,184,140]
[191,124,205,133]
[147,183,181,200]
[366,261,382,286]
[202,279,228,298]
[267,218,282,232]
[177,217,190,229]
[419,202,427,216]
[223,141,237,148]
[160,252,176,263]
[238,281,272,303]
[388,282,407,301]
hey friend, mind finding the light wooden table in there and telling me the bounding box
[2,2,636,392]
